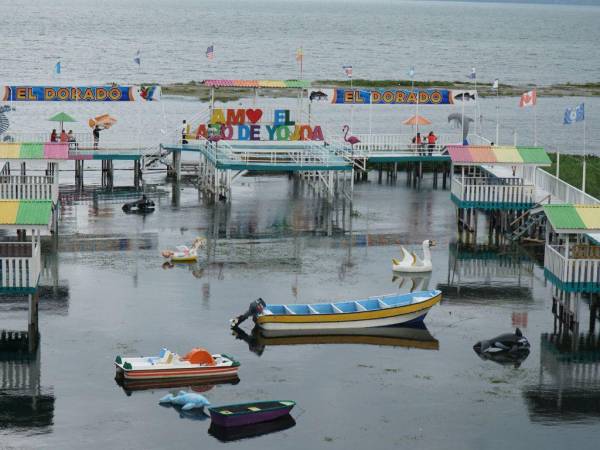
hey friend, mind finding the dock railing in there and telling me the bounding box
[451,176,535,207]
[533,168,600,205]
[0,175,58,203]
[0,239,41,290]
[545,244,600,286]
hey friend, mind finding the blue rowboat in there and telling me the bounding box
[256,290,442,331]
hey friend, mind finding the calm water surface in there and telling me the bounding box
[1,174,599,449]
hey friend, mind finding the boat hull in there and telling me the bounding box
[257,292,442,331]
[115,365,239,381]
[209,404,295,427]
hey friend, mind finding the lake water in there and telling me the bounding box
[1,0,600,85]
[1,174,600,449]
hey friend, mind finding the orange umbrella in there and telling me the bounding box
[402,115,431,126]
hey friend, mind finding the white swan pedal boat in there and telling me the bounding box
[256,290,442,331]
[115,348,240,381]
[392,239,436,273]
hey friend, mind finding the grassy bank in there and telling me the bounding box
[161,80,600,101]
[543,153,600,200]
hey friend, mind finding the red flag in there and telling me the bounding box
[519,89,536,108]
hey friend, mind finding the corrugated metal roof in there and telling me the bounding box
[15,201,52,225]
[544,205,587,231]
[575,205,600,229]
[517,147,552,165]
[0,201,20,224]
[494,146,521,163]
[0,200,52,226]
[20,142,44,159]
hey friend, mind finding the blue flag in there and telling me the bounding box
[564,103,585,124]
[408,66,415,78]
[55,61,61,75]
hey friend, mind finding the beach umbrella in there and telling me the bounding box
[89,114,117,129]
[402,114,431,135]
[402,115,431,126]
[48,112,77,131]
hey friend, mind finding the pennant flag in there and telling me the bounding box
[519,89,536,108]
[492,79,499,90]
[342,65,353,79]
[54,60,61,75]
[408,66,415,78]
[295,47,303,62]
[564,103,585,125]
[206,45,214,60]
[134,50,141,66]
[467,67,476,80]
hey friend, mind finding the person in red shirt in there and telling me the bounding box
[50,129,57,142]
[427,131,437,156]
[59,129,68,143]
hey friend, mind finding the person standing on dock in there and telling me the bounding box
[50,129,58,142]
[93,125,101,149]
[181,120,188,145]
[60,129,68,143]
[427,131,437,156]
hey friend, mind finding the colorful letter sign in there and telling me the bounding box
[324,88,475,105]
[190,108,324,142]
[1,85,160,102]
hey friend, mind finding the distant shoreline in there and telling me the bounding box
[160,80,600,101]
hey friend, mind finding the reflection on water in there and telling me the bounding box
[440,242,535,303]
[231,324,439,357]
[525,331,600,424]
[208,414,296,443]
[0,293,54,432]
[116,375,240,397]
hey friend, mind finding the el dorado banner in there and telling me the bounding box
[2,85,161,102]
[322,88,476,105]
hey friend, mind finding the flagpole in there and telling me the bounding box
[582,113,586,192]
[533,89,537,146]
[495,82,499,144]
[350,73,354,133]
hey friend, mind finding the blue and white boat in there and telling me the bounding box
[256,290,442,331]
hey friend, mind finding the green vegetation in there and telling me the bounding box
[543,153,600,199]
[160,80,600,101]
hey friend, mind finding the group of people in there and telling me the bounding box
[50,128,77,149]
[411,131,438,155]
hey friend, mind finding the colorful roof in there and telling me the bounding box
[447,145,551,166]
[0,142,69,160]
[0,200,53,227]
[543,204,600,233]
[202,80,310,89]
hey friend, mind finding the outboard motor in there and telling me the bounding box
[473,328,530,368]
[230,298,266,328]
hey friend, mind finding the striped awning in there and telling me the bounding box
[447,145,551,166]
[0,200,53,228]
[202,80,310,89]
[544,204,600,233]
[0,142,69,160]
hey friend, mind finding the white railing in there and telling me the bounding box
[451,176,535,205]
[0,241,41,290]
[535,168,600,205]
[0,175,58,202]
[545,244,600,285]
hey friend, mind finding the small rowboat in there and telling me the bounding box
[209,414,296,442]
[209,400,296,427]
[114,348,240,381]
[256,290,442,331]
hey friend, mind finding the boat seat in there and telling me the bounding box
[354,302,367,312]
[377,299,391,309]
[307,305,320,314]
[283,305,296,315]
[332,304,343,313]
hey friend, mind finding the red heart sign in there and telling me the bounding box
[245,109,263,124]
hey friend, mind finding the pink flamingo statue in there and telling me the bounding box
[207,134,222,149]
[342,125,360,154]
